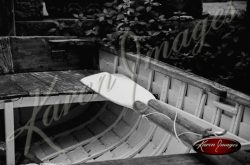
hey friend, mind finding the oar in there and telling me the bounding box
[80,72,213,143]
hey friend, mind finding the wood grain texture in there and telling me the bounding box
[133,101,201,148]
[10,37,98,73]
[0,75,27,99]
[148,100,211,136]
[100,49,250,107]
[0,70,94,100]
[0,37,14,74]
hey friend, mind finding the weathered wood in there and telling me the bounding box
[0,37,14,74]
[9,37,98,73]
[79,153,244,165]
[101,50,250,107]
[0,75,27,100]
[10,73,57,96]
[4,102,15,165]
[30,71,90,95]
[148,100,211,137]
[0,70,95,100]
[133,101,201,148]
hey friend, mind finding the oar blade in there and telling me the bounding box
[80,72,155,109]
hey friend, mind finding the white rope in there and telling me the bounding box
[142,110,203,145]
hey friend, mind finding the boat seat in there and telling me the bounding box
[0,70,98,100]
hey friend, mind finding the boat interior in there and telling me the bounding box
[0,36,250,164]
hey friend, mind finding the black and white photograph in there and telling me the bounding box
[0,0,249,164]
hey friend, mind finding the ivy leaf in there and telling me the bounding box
[73,14,79,18]
[48,28,57,33]
[159,15,166,21]
[103,9,108,14]
[128,8,135,13]
[117,23,124,30]
[107,19,113,24]
[146,6,152,12]
[99,16,105,22]
[149,19,155,23]
[117,14,124,20]
[152,31,160,36]
[85,29,94,36]
[136,6,145,11]
[152,2,161,6]
[117,4,123,10]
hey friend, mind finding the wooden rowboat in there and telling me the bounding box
[0,36,250,165]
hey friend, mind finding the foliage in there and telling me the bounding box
[15,0,43,20]
[72,0,191,52]
[45,1,250,94]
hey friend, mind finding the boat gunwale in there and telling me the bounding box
[100,46,250,107]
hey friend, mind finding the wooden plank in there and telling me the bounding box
[87,120,108,135]
[195,92,207,118]
[133,101,201,148]
[0,37,14,74]
[0,94,106,110]
[164,137,188,155]
[55,134,78,149]
[29,72,86,95]
[98,110,117,127]
[124,52,227,96]
[10,37,98,72]
[151,127,167,146]
[79,153,245,165]
[176,82,188,109]
[0,75,28,99]
[238,122,250,140]
[213,101,237,115]
[123,110,140,127]
[232,105,244,135]
[148,100,211,136]
[113,120,132,137]
[72,128,94,142]
[49,154,71,164]
[242,107,250,125]
[100,50,250,107]
[31,144,47,160]
[126,131,144,147]
[139,142,156,156]
[84,140,106,155]
[67,147,88,164]
[112,142,131,157]
[147,70,154,91]
[160,76,170,103]
[40,142,57,156]
[94,151,114,161]
[113,56,119,73]
[100,131,120,147]
[0,70,97,100]
[121,124,157,158]
[4,102,15,165]
[10,73,57,96]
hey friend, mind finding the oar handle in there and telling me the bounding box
[133,101,200,147]
[148,99,211,137]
